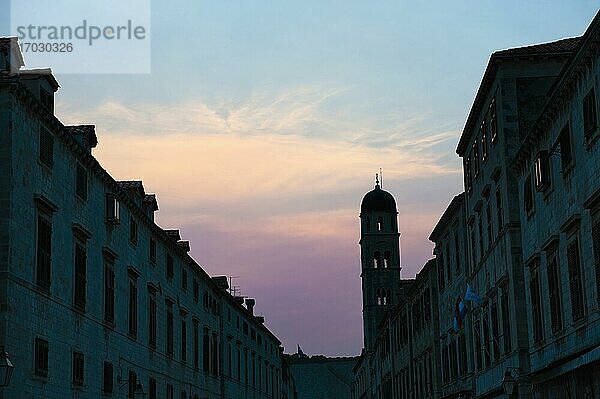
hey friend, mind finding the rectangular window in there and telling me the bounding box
[486,203,492,249]
[465,158,472,193]
[181,319,187,362]
[567,236,585,322]
[481,122,488,161]
[128,370,137,398]
[167,384,173,399]
[149,292,157,348]
[559,124,573,170]
[166,254,174,279]
[74,241,87,311]
[473,318,482,371]
[534,150,551,191]
[34,338,49,377]
[181,268,187,291]
[72,351,84,386]
[471,227,477,269]
[501,285,511,354]
[129,217,138,245]
[455,233,460,273]
[593,212,600,308]
[490,301,500,360]
[148,377,156,399]
[149,238,156,264]
[203,329,210,372]
[490,97,498,143]
[103,361,113,393]
[105,193,120,224]
[75,163,88,201]
[583,87,597,137]
[496,188,503,235]
[530,265,544,343]
[438,252,445,290]
[473,141,480,178]
[547,249,563,333]
[40,87,54,112]
[478,216,484,257]
[104,260,115,323]
[128,276,138,337]
[166,302,174,356]
[193,320,199,369]
[39,126,54,167]
[193,279,199,303]
[36,215,52,289]
[524,174,534,215]
[482,312,490,367]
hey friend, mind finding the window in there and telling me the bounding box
[74,241,87,311]
[181,268,188,291]
[203,329,210,371]
[478,216,484,257]
[524,174,534,215]
[193,279,199,303]
[530,264,543,343]
[166,254,174,279]
[482,311,490,367]
[129,217,138,245]
[455,233,460,273]
[128,370,137,398]
[384,251,391,268]
[377,216,383,231]
[593,212,600,308]
[243,321,248,335]
[39,126,54,167]
[445,245,451,283]
[148,377,157,399]
[128,275,138,337]
[534,151,551,191]
[373,251,380,268]
[103,361,113,393]
[547,249,563,333]
[490,301,500,360]
[167,384,174,399]
[193,320,199,369]
[36,215,52,289]
[212,334,219,376]
[149,238,156,264]
[181,390,187,399]
[481,122,488,161]
[473,141,480,178]
[567,236,585,322]
[181,319,187,362]
[486,204,492,248]
[166,302,174,356]
[501,285,511,354]
[473,318,482,371]
[148,291,157,348]
[583,87,597,137]
[496,188,503,235]
[559,124,573,170]
[104,259,115,324]
[75,163,88,201]
[34,338,49,377]
[465,157,472,193]
[72,351,84,386]
[105,193,120,224]
[490,97,498,143]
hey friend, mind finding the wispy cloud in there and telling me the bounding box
[55,85,463,356]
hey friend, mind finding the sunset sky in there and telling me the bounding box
[2,1,599,356]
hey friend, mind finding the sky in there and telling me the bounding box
[2,0,599,356]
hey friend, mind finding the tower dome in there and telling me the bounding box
[360,179,397,214]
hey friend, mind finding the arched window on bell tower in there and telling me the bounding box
[377,216,383,231]
[373,251,381,268]
[384,251,391,268]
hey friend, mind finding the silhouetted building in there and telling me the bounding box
[0,37,292,399]
[353,10,600,399]
[288,354,356,399]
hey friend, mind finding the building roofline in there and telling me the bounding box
[513,10,600,171]
[456,36,581,157]
[429,192,465,241]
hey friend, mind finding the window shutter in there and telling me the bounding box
[567,239,584,321]
[593,216,600,307]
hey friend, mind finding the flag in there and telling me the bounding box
[464,284,482,305]
[453,296,468,332]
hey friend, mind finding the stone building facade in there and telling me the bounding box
[513,11,600,399]
[353,10,600,399]
[0,37,293,399]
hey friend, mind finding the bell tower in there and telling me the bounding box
[359,174,402,351]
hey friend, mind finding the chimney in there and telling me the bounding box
[245,298,255,315]
[212,276,229,290]
[0,37,24,74]
[234,296,244,305]
[143,194,159,221]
